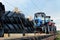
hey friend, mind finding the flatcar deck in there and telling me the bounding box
[0,33,56,40]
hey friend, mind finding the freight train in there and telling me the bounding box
[0,2,56,37]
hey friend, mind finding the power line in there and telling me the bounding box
[4,0,41,11]
[29,0,41,11]
[3,0,28,14]
[4,0,15,8]
[4,0,40,16]
[9,0,30,16]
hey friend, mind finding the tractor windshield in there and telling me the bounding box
[45,16,50,22]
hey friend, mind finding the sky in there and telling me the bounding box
[0,0,60,30]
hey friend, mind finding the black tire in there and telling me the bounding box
[0,29,4,37]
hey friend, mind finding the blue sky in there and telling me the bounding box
[0,0,60,30]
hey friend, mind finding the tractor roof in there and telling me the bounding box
[46,16,51,18]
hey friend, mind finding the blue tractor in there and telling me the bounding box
[45,16,57,34]
[45,16,51,34]
[34,12,46,33]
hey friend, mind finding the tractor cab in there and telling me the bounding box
[34,12,46,27]
[45,16,50,23]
